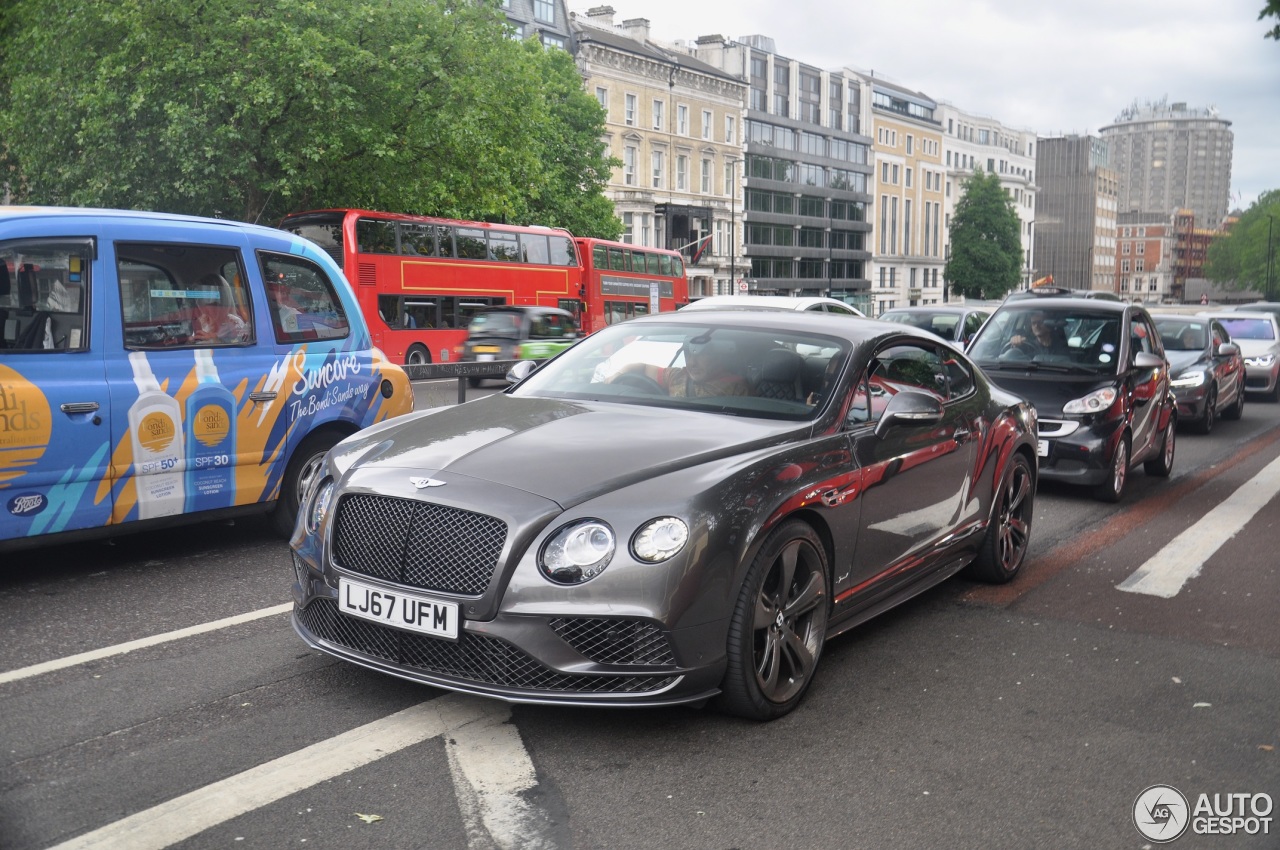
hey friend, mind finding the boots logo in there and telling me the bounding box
[7,492,48,517]
[1133,785,1189,842]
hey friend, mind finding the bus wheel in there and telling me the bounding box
[405,344,430,366]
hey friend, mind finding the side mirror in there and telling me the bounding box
[1218,342,1240,357]
[506,360,537,384]
[1133,352,1164,370]
[873,390,945,439]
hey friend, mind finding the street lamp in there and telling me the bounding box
[1267,214,1275,302]
[726,157,742,295]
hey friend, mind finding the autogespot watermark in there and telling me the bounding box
[1133,784,1274,843]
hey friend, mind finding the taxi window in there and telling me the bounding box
[1,239,93,352]
[119,244,254,349]
[260,252,350,344]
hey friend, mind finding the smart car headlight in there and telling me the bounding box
[1170,370,1206,388]
[540,520,615,584]
[306,478,335,534]
[1062,386,1118,415]
[632,517,689,563]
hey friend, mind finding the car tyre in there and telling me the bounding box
[1195,387,1216,434]
[1222,384,1245,420]
[1143,416,1176,478]
[963,452,1034,584]
[717,520,829,721]
[272,432,342,538]
[405,344,430,366]
[1094,433,1130,503]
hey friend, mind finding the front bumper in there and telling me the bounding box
[1172,383,1211,423]
[1242,362,1279,394]
[1034,417,1122,487]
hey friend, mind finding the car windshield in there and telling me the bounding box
[1216,317,1276,341]
[511,321,851,420]
[968,306,1122,373]
[467,311,521,337]
[881,311,960,340]
[1155,319,1207,351]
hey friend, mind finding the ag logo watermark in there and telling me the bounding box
[1133,784,1273,842]
[1133,785,1189,843]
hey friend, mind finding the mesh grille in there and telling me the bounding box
[549,618,676,666]
[333,494,506,595]
[298,599,677,695]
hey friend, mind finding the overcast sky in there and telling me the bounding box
[572,0,1279,212]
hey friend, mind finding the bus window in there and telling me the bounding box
[609,248,625,271]
[356,218,397,255]
[401,224,436,256]
[672,256,684,276]
[593,245,608,269]
[659,254,672,276]
[455,228,487,260]
[435,226,455,258]
[489,231,520,262]
[522,234,551,265]
[551,236,576,266]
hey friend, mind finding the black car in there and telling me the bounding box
[1151,313,1245,433]
[291,311,1039,720]
[459,305,578,386]
[967,298,1177,502]
[878,305,992,348]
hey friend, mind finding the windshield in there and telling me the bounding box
[968,306,1122,373]
[512,321,851,420]
[881,311,961,340]
[467,311,521,337]
[1217,317,1276,341]
[1155,319,1207,351]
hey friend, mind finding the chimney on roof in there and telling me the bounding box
[621,17,650,41]
[695,34,725,45]
[585,6,615,27]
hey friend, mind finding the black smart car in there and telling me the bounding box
[967,298,1177,502]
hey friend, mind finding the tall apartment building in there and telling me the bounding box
[571,9,747,297]
[1034,136,1118,293]
[688,35,874,309]
[938,105,1039,291]
[1100,100,1233,229]
[844,72,944,315]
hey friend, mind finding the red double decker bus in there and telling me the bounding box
[573,237,689,335]
[280,209,690,363]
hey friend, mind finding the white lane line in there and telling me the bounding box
[446,704,560,850]
[46,693,508,850]
[0,603,292,686]
[1118,453,1280,598]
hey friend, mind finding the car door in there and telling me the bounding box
[1125,310,1163,459]
[1211,320,1243,405]
[1,235,113,544]
[837,340,979,605]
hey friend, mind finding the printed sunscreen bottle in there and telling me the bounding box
[184,350,237,511]
[127,351,186,518]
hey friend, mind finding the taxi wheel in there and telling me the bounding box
[272,432,342,538]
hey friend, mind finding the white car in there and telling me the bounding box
[1200,310,1280,400]
[681,295,865,316]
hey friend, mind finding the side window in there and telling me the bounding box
[1129,317,1154,358]
[944,353,975,398]
[400,224,437,256]
[355,219,397,254]
[489,232,520,262]
[1212,322,1227,347]
[260,252,350,344]
[864,343,947,422]
[119,244,253,349]
[1,239,93,352]
[454,228,487,260]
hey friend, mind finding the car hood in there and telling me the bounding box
[977,368,1119,418]
[1232,338,1280,358]
[338,395,801,507]
[1165,351,1204,374]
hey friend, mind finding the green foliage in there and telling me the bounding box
[1263,0,1280,40]
[0,0,619,234]
[944,170,1024,300]
[1204,189,1280,296]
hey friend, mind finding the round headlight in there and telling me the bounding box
[306,478,335,533]
[632,517,689,563]
[540,520,615,584]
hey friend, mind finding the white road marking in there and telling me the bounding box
[1117,453,1280,598]
[446,704,561,850]
[0,603,292,686]
[45,693,514,850]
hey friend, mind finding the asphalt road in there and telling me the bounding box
[1,393,1277,850]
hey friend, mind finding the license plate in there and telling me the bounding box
[338,577,459,640]
[473,345,500,354]
[477,353,495,361]
[1037,439,1050,457]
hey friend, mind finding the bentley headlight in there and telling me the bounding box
[1170,370,1206,388]
[632,517,689,563]
[1062,386,1118,415]
[540,520,615,584]
[306,478,335,534]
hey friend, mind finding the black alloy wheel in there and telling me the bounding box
[718,520,829,721]
[963,452,1034,584]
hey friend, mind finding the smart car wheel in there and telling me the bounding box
[1094,433,1130,503]
[1144,416,1176,478]
[272,432,342,537]
[717,520,828,721]
[1195,386,1216,434]
[963,452,1034,584]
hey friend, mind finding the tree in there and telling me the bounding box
[1204,189,1280,297]
[944,170,1023,300]
[0,0,620,235]
[1262,0,1280,40]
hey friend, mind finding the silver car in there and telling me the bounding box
[1200,311,1280,400]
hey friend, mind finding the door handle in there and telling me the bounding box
[953,427,972,444]
[249,391,277,403]
[60,402,100,414]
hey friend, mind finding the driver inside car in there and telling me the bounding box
[611,335,750,398]
[1007,311,1068,355]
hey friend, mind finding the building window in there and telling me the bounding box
[701,158,712,193]
[653,100,664,131]
[677,155,689,191]
[595,87,608,112]
[677,105,688,135]
[906,135,914,156]
[622,212,634,243]
[702,110,712,140]
[625,94,636,126]
[623,145,637,186]
[725,115,736,144]
[905,167,912,188]
[533,0,553,23]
